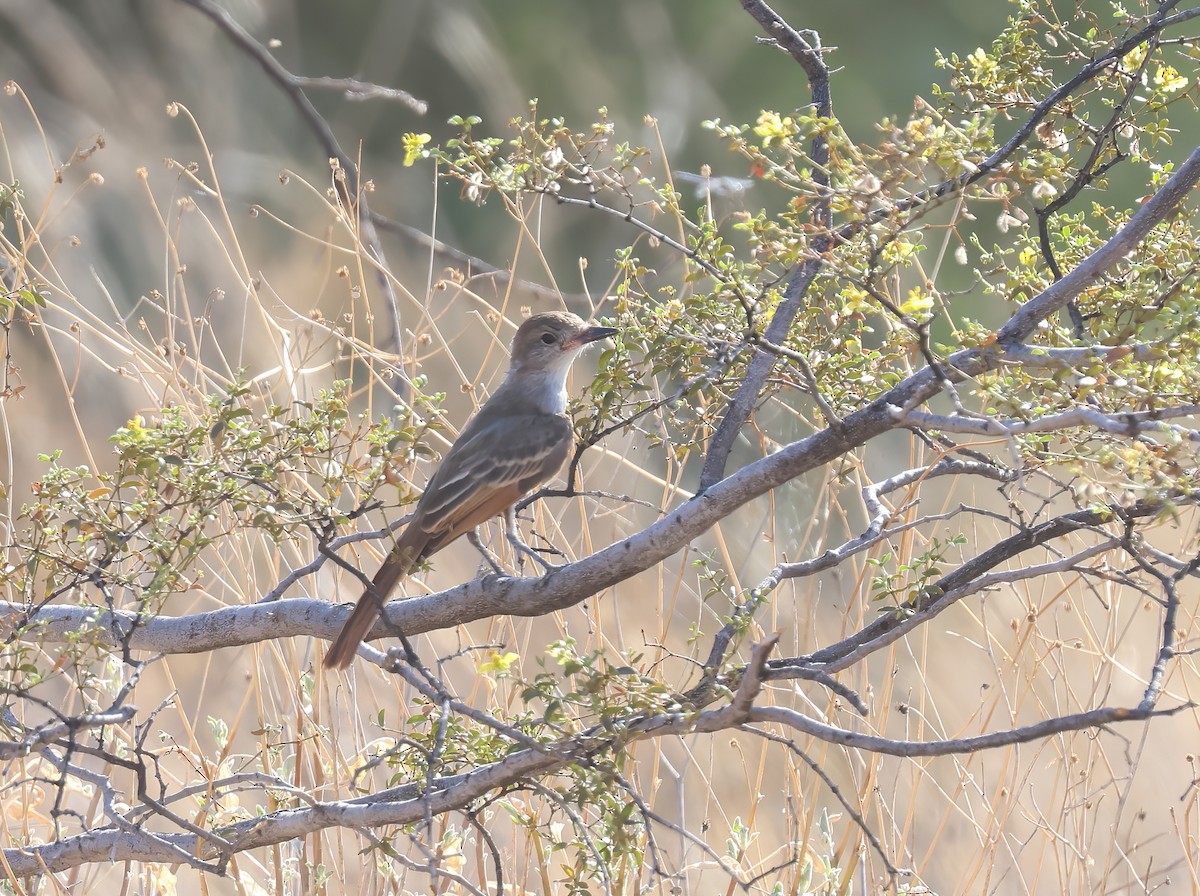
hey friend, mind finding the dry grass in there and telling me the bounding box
[1,59,1199,896]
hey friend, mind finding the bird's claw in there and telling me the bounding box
[467,529,506,575]
[506,530,563,574]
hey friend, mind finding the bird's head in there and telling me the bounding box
[509,311,617,375]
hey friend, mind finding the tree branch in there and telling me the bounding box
[174,0,412,360]
[10,138,1200,657]
[700,3,833,488]
[5,663,1184,876]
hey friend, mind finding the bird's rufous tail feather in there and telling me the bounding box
[323,544,418,669]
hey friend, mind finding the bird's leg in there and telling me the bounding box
[504,505,561,573]
[466,528,505,576]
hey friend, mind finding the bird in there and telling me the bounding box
[323,310,618,669]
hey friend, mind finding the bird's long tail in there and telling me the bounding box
[323,544,417,669]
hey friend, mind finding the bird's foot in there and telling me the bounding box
[467,530,506,576]
[506,530,564,574]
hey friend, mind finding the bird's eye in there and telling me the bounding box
[540,333,557,345]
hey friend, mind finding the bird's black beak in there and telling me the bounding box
[567,325,618,349]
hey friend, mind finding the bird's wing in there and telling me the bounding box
[412,413,573,550]
[325,415,571,670]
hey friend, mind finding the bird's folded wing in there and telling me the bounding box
[415,413,573,541]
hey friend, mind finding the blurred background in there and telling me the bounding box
[3,3,1196,895]
[0,0,1013,490]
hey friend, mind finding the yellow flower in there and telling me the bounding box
[1154,65,1188,93]
[1122,45,1146,73]
[841,286,870,315]
[753,111,796,147]
[899,287,934,316]
[967,48,995,79]
[401,132,431,167]
[478,651,520,676]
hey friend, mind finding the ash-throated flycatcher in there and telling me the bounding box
[324,311,617,669]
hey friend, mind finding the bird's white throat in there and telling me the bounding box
[509,367,570,414]
[505,348,585,415]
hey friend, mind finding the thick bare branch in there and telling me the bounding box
[10,139,1200,658]
[786,497,1189,675]
[0,707,137,760]
[5,664,1183,877]
[698,3,1200,491]
[700,1,833,489]
[747,702,1186,756]
[893,404,1200,441]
